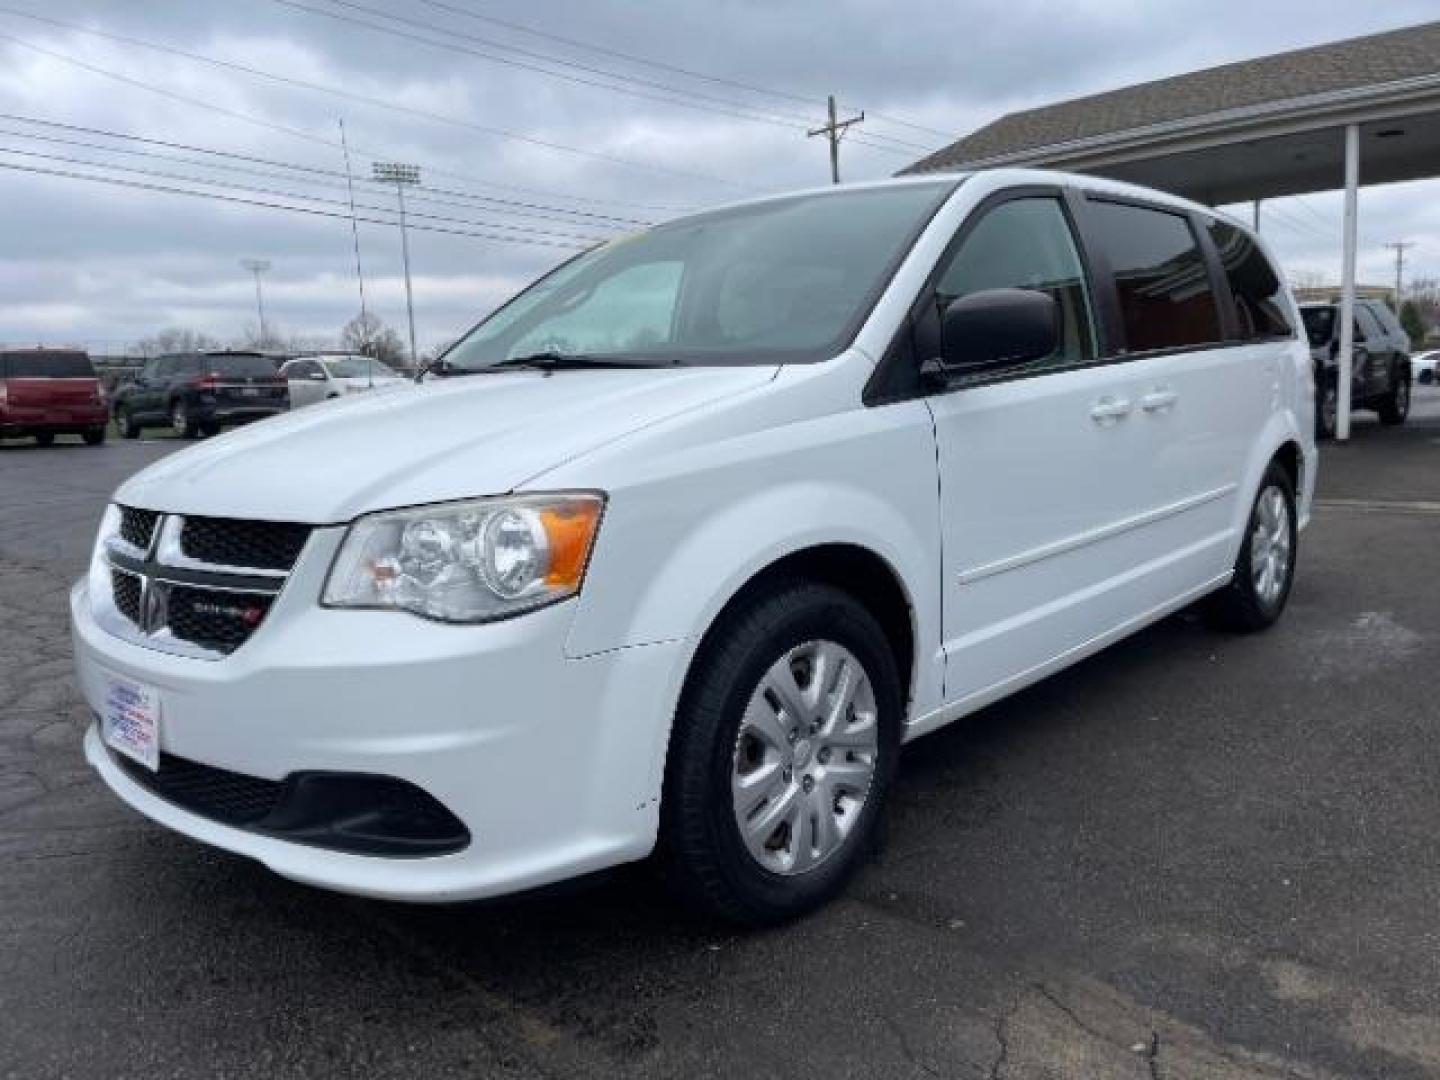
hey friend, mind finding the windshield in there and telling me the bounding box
[325,357,397,378]
[3,350,95,378]
[203,354,278,377]
[1300,307,1335,348]
[442,182,956,370]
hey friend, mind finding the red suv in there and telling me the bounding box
[0,349,108,446]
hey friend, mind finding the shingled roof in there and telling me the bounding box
[904,20,1440,174]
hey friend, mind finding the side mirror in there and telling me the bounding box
[937,288,1057,376]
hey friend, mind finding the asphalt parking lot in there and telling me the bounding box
[3,396,1439,1079]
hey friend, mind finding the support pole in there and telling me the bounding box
[1252,199,1261,231]
[397,183,417,371]
[1337,124,1359,442]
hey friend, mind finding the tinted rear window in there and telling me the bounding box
[1089,200,1223,352]
[1205,220,1294,340]
[3,351,95,378]
[202,354,277,377]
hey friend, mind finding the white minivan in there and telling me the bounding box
[72,169,1315,923]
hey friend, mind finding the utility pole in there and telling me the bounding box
[807,95,865,185]
[372,161,422,368]
[1385,241,1415,308]
[338,120,373,384]
[239,259,271,345]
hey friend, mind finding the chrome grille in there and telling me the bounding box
[111,569,141,623]
[179,516,310,572]
[165,584,276,655]
[97,510,307,660]
[118,506,159,551]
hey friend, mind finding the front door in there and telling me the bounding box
[924,193,1159,707]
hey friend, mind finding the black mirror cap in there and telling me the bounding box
[939,288,1058,376]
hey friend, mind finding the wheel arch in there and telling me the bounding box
[681,542,917,720]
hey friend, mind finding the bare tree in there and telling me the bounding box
[339,311,406,364]
[136,326,222,357]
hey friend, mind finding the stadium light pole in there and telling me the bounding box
[239,258,271,345]
[372,161,421,368]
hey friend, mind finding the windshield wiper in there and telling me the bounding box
[494,351,673,372]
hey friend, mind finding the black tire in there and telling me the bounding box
[116,408,141,439]
[1205,462,1297,632]
[201,421,221,437]
[83,426,106,446]
[33,431,55,447]
[170,400,199,439]
[1315,376,1338,441]
[1378,370,1410,426]
[659,580,903,925]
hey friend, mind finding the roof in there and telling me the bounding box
[905,20,1440,174]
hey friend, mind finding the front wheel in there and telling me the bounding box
[1378,373,1410,426]
[171,401,198,439]
[1205,462,1297,632]
[660,581,902,924]
[116,409,140,439]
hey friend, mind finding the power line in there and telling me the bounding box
[408,0,953,145]
[0,143,614,242]
[0,156,595,249]
[268,0,935,157]
[0,114,654,227]
[0,18,725,201]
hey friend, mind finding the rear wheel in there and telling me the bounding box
[1205,462,1297,632]
[33,431,55,447]
[660,581,902,924]
[1378,371,1411,425]
[171,401,198,439]
[83,426,105,446]
[1315,377,1338,440]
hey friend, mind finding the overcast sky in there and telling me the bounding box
[1,0,1438,355]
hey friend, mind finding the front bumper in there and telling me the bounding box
[71,562,684,902]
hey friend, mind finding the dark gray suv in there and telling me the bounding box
[1300,298,1411,439]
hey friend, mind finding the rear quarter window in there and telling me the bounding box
[2,351,96,378]
[1087,200,1223,353]
[1205,219,1294,340]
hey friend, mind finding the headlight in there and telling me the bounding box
[322,492,605,623]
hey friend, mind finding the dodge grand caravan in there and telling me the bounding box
[72,170,1315,923]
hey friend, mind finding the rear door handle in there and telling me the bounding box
[1140,388,1178,413]
[1089,396,1132,425]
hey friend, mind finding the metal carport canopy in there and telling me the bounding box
[903,21,1440,439]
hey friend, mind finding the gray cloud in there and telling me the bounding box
[1,0,1438,353]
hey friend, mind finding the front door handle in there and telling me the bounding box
[1089,396,1132,425]
[1140,388,1178,413]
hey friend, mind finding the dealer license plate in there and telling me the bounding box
[100,674,161,772]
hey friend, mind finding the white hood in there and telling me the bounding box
[117,366,778,522]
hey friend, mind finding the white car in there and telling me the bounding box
[279,354,406,408]
[1412,349,1439,385]
[71,169,1315,923]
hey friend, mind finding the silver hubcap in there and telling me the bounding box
[172,405,186,433]
[1322,387,1337,429]
[731,640,879,876]
[1397,381,1409,413]
[1250,486,1292,607]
